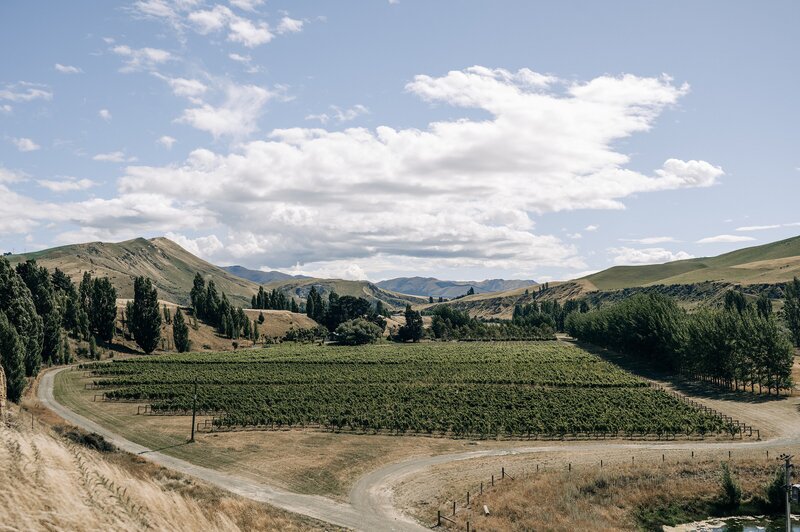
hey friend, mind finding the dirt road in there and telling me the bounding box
[39,365,800,531]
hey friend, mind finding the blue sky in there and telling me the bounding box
[1,1,798,282]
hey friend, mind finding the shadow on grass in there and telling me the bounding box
[568,338,790,405]
[138,441,192,455]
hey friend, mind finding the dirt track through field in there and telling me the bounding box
[39,362,800,531]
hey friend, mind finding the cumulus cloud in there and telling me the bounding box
[111,44,172,72]
[585,225,599,232]
[609,247,694,265]
[98,108,112,121]
[0,167,26,183]
[189,5,272,47]
[10,137,41,152]
[101,67,721,274]
[164,232,224,258]
[176,82,272,138]
[157,135,177,149]
[37,177,96,192]
[55,63,82,74]
[696,234,756,244]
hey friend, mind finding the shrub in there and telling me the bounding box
[334,318,382,345]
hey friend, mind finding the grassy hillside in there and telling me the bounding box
[581,235,800,290]
[6,237,260,307]
[426,236,800,318]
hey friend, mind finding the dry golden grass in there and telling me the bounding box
[0,406,333,531]
[437,457,785,532]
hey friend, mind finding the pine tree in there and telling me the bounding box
[163,304,172,325]
[290,299,299,313]
[252,319,259,344]
[190,273,206,318]
[172,308,190,352]
[0,311,27,402]
[130,277,161,354]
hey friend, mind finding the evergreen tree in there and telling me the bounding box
[61,333,72,364]
[130,276,161,354]
[429,296,434,304]
[252,319,259,343]
[89,335,98,360]
[89,278,117,342]
[163,304,171,325]
[0,311,27,402]
[756,294,772,318]
[783,277,800,346]
[290,299,299,313]
[16,260,62,364]
[398,304,424,342]
[724,290,748,313]
[467,287,475,296]
[172,308,190,352]
[258,311,265,324]
[0,258,42,376]
[190,273,206,317]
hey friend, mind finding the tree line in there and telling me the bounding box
[190,274,260,343]
[565,292,794,394]
[251,285,300,313]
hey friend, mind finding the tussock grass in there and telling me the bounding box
[0,407,330,531]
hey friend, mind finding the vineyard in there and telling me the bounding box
[82,342,737,438]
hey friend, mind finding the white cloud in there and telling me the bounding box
[585,225,599,232]
[111,45,173,72]
[0,167,26,183]
[229,52,251,63]
[98,108,112,121]
[177,83,271,138]
[0,104,11,113]
[609,247,694,265]
[620,236,678,244]
[157,135,177,149]
[276,16,303,34]
[108,67,720,272]
[305,104,369,124]
[164,232,224,258]
[188,5,273,47]
[567,232,582,239]
[37,177,96,192]
[696,234,756,244]
[11,137,41,152]
[0,82,53,102]
[154,74,208,101]
[735,223,800,232]
[93,151,137,163]
[55,63,82,74]
[229,0,263,11]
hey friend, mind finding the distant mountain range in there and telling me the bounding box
[376,277,536,299]
[221,265,309,284]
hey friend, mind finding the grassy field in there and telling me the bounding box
[0,406,331,531]
[81,342,733,438]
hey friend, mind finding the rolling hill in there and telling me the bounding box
[7,237,425,311]
[580,235,800,290]
[6,237,260,307]
[426,235,800,318]
[376,276,536,299]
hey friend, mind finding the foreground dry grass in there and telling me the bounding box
[0,407,333,531]
[435,457,786,531]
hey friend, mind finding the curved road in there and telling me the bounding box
[39,366,800,531]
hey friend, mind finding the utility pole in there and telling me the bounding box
[189,377,198,443]
[778,453,794,532]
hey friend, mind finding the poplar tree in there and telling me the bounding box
[130,276,161,354]
[172,308,190,352]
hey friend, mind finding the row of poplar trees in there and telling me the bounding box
[565,291,794,394]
